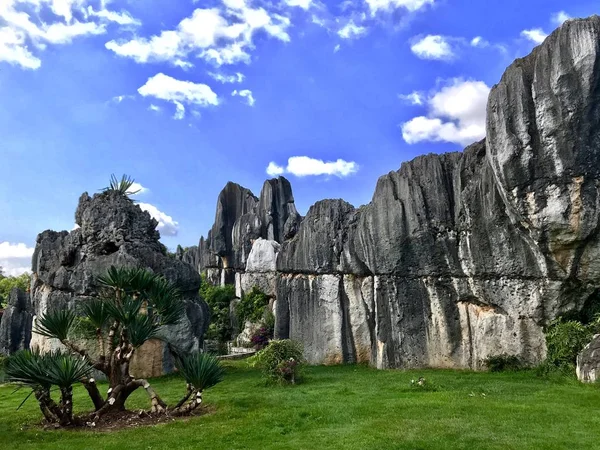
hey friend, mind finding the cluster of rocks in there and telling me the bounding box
[27,190,209,377]
[179,17,600,373]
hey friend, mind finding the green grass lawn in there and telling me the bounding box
[1,362,600,449]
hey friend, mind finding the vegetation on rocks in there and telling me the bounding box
[200,278,236,345]
[236,286,270,327]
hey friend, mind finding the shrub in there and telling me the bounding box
[249,339,304,384]
[483,354,524,372]
[237,286,270,326]
[250,325,272,350]
[544,319,593,373]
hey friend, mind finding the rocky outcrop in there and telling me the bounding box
[29,190,209,377]
[577,334,600,382]
[188,17,600,370]
[178,176,301,288]
[0,287,33,355]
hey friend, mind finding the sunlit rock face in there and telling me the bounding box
[29,190,209,377]
[182,17,600,370]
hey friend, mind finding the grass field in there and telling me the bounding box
[1,362,600,450]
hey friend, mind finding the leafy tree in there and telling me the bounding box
[0,273,31,307]
[6,265,224,425]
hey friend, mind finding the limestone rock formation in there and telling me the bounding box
[30,190,209,376]
[577,334,600,382]
[0,287,33,355]
[188,17,600,370]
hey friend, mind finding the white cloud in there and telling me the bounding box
[232,89,255,106]
[0,242,34,276]
[267,156,359,178]
[401,78,490,146]
[87,7,141,26]
[284,0,313,9]
[521,28,548,44]
[338,20,367,39]
[208,71,245,83]
[0,0,137,69]
[366,0,434,15]
[470,36,489,48]
[138,73,219,119]
[138,203,179,237]
[551,11,571,26]
[0,27,41,69]
[333,44,340,53]
[128,182,148,195]
[106,3,292,68]
[411,35,454,60]
[174,101,185,120]
[148,104,161,112]
[112,94,135,103]
[399,91,424,105]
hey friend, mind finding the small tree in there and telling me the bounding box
[6,265,223,424]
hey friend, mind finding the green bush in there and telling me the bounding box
[483,354,525,372]
[249,339,304,384]
[0,273,31,307]
[237,286,270,326]
[544,319,593,373]
[200,277,236,344]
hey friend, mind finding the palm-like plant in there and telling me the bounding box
[16,264,220,424]
[172,352,225,416]
[101,174,140,197]
[5,350,92,425]
[34,310,76,341]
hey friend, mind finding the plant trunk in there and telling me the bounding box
[34,389,59,423]
[171,390,202,416]
[59,387,75,426]
[82,378,105,411]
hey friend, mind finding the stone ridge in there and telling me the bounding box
[183,17,600,370]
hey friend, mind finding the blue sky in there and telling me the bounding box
[0,0,598,275]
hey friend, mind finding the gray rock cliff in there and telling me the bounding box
[0,287,33,355]
[188,17,600,370]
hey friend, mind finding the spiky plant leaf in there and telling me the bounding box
[34,310,75,341]
[175,352,225,391]
[102,174,140,196]
[104,296,143,325]
[148,277,184,325]
[80,298,110,329]
[97,266,158,297]
[45,351,93,388]
[97,265,133,292]
[5,350,50,388]
[127,315,162,348]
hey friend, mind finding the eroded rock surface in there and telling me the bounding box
[0,287,33,355]
[186,17,600,370]
[30,190,209,376]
